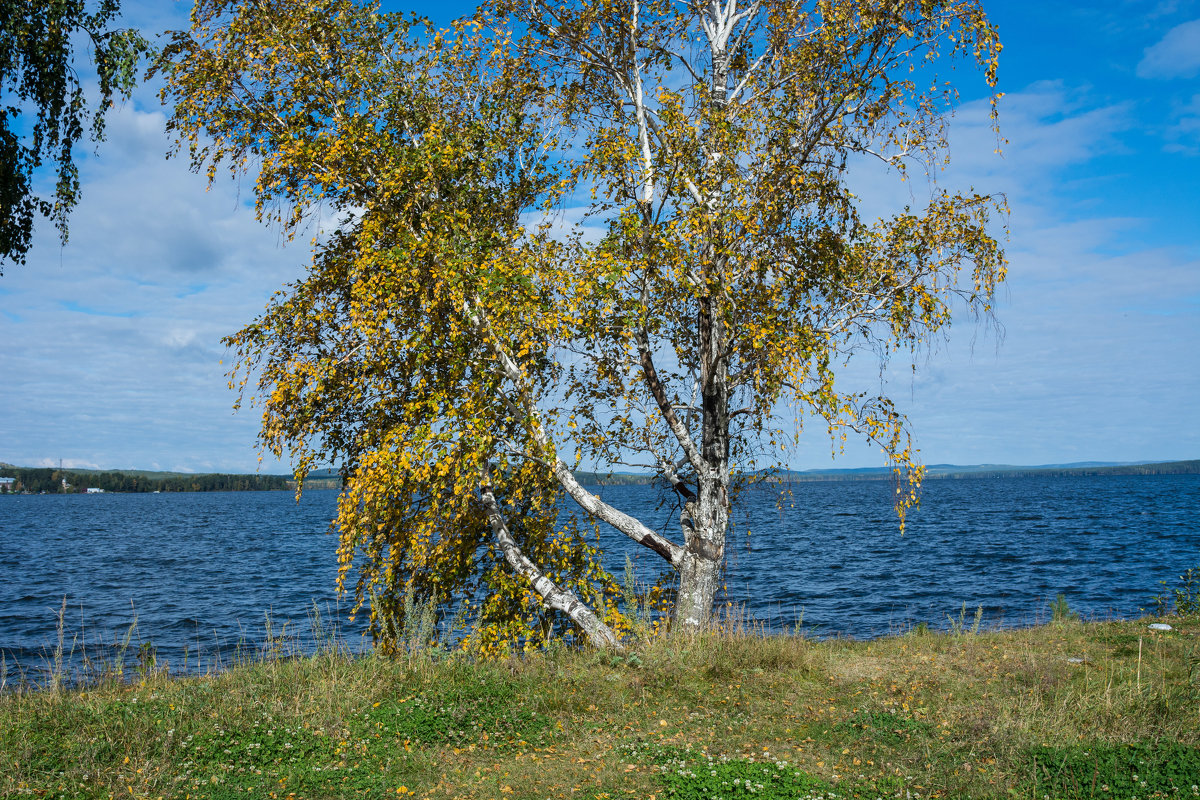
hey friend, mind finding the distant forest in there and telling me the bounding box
[0,467,289,494]
[2,459,1195,495]
[574,460,1200,484]
[240,460,1200,492]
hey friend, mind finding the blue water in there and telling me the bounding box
[1,474,1197,679]
[0,490,359,681]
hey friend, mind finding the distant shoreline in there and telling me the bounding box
[777,458,1200,482]
[0,464,290,494]
[2,459,1196,493]
[574,459,1200,485]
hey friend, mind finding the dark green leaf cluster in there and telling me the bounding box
[0,0,151,270]
[1027,742,1200,799]
[651,747,836,800]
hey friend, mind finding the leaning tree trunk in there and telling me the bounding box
[481,484,623,650]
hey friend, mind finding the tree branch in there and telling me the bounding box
[466,297,687,568]
[480,482,623,650]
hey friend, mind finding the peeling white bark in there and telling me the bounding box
[480,483,623,650]
[552,461,686,567]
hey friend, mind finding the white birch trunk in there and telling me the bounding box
[480,483,624,650]
[672,1,736,632]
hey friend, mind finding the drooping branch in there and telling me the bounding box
[550,459,686,566]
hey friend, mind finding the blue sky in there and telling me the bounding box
[1,0,1197,474]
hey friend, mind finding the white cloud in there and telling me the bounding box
[1164,93,1200,154]
[840,82,1135,233]
[814,78,1199,468]
[836,230,1200,467]
[0,85,305,473]
[946,83,1133,192]
[28,458,103,470]
[1137,18,1200,78]
[164,327,199,349]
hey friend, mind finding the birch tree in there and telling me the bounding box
[160,0,1005,652]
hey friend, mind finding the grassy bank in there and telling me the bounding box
[2,613,1198,800]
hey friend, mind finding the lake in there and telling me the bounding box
[1,474,1197,681]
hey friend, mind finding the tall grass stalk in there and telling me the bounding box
[946,602,984,636]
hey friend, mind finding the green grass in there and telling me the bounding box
[2,613,1198,800]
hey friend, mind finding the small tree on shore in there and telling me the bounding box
[160,0,1005,651]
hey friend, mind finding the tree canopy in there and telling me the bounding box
[160,0,1005,653]
[0,0,150,271]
